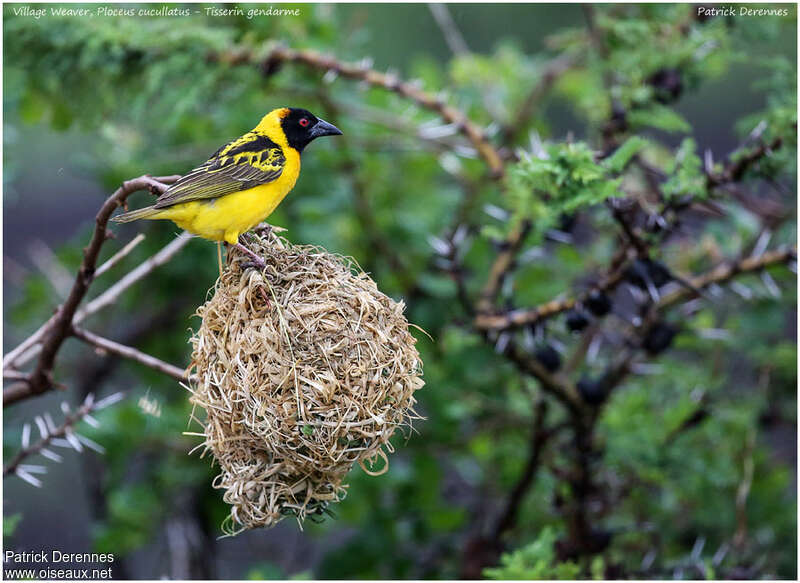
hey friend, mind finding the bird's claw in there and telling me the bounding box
[239,259,267,270]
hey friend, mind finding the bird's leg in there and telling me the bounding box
[233,241,267,270]
[216,241,223,277]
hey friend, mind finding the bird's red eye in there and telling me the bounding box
[299,118,310,127]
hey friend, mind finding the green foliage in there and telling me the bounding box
[601,136,648,174]
[484,527,581,580]
[3,513,22,538]
[662,138,708,200]
[501,141,621,240]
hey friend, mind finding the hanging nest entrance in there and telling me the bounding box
[187,228,424,534]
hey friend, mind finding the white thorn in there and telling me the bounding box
[34,416,49,439]
[50,438,74,449]
[730,281,753,299]
[76,434,106,455]
[18,464,48,474]
[40,449,63,463]
[44,413,57,434]
[495,332,511,354]
[752,230,772,258]
[64,430,83,452]
[697,328,731,340]
[21,423,31,449]
[427,236,451,256]
[545,230,573,244]
[587,335,602,363]
[94,392,124,410]
[483,204,509,222]
[16,468,43,488]
[761,271,781,298]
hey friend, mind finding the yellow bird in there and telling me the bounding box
[113,107,341,265]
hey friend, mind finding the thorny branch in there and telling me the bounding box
[215,45,506,178]
[3,392,122,482]
[3,175,188,407]
[71,326,191,384]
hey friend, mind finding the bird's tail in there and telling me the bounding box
[111,206,162,223]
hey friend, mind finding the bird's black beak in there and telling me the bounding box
[310,118,342,139]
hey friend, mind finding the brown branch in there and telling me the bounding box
[477,220,533,313]
[658,245,796,310]
[492,399,551,538]
[71,326,190,383]
[428,3,469,55]
[3,175,180,407]
[460,398,559,578]
[94,233,146,278]
[249,45,505,178]
[503,341,586,415]
[596,245,796,399]
[5,230,191,373]
[475,255,630,331]
[476,132,794,334]
[707,134,787,187]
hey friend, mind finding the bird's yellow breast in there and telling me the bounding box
[158,149,300,244]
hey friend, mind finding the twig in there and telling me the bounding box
[28,239,73,298]
[477,220,533,312]
[492,398,551,538]
[94,233,146,278]
[3,392,117,478]
[3,175,180,407]
[71,326,190,383]
[733,429,756,548]
[250,45,505,178]
[503,341,585,414]
[657,245,796,310]
[707,135,787,187]
[75,232,193,323]
[428,3,469,55]
[475,257,630,331]
[5,232,192,372]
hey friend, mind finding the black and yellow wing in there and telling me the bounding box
[152,132,286,209]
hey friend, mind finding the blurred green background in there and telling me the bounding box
[3,3,797,580]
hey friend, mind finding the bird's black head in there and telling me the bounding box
[280,108,342,153]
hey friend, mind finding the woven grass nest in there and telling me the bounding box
[188,228,424,534]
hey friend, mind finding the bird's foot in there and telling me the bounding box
[233,242,267,270]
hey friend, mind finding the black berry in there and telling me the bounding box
[558,213,576,233]
[648,68,684,103]
[565,309,590,332]
[625,258,672,289]
[534,345,562,373]
[643,322,677,354]
[584,290,612,317]
[577,376,607,405]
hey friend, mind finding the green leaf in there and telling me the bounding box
[603,136,649,173]
[628,104,691,133]
[484,527,581,580]
[18,90,47,124]
[3,513,22,538]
